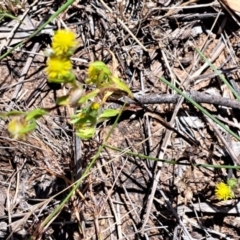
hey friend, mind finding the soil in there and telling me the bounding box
[1,0,240,239]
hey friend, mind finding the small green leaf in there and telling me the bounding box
[76,126,96,140]
[19,120,37,134]
[56,96,70,106]
[71,115,97,126]
[227,178,238,188]
[26,108,48,121]
[78,89,100,104]
[111,76,133,98]
[98,109,120,121]
[47,77,65,84]
[70,118,80,125]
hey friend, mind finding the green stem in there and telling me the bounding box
[105,144,240,169]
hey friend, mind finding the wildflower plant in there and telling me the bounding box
[2,29,133,140]
[45,29,132,140]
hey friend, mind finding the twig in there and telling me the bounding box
[140,89,184,233]
[160,190,193,240]
[122,90,240,110]
[205,117,240,165]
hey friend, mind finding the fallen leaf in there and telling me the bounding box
[222,0,240,13]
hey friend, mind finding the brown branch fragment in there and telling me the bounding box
[125,90,240,110]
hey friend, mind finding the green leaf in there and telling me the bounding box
[19,120,37,134]
[6,111,26,117]
[70,106,98,126]
[227,178,238,188]
[71,115,97,126]
[78,89,100,104]
[76,126,96,140]
[56,96,70,106]
[98,109,121,122]
[111,76,133,98]
[70,118,80,125]
[26,108,48,121]
[47,77,65,84]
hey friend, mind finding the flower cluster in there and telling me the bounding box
[86,61,133,100]
[7,109,48,140]
[215,181,235,201]
[86,61,111,87]
[45,29,78,84]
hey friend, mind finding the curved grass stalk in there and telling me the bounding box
[104,144,240,169]
[159,76,240,142]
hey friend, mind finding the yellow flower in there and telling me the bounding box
[90,102,100,110]
[87,65,99,84]
[77,112,86,119]
[45,57,74,83]
[86,61,111,86]
[215,182,234,201]
[8,117,28,140]
[52,29,78,56]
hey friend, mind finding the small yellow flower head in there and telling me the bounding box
[86,61,111,86]
[52,29,78,56]
[215,182,234,201]
[46,57,74,83]
[87,65,99,84]
[90,102,100,110]
[77,112,86,120]
[8,117,28,140]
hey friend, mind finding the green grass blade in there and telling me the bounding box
[195,48,240,102]
[105,144,240,169]
[159,76,240,141]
